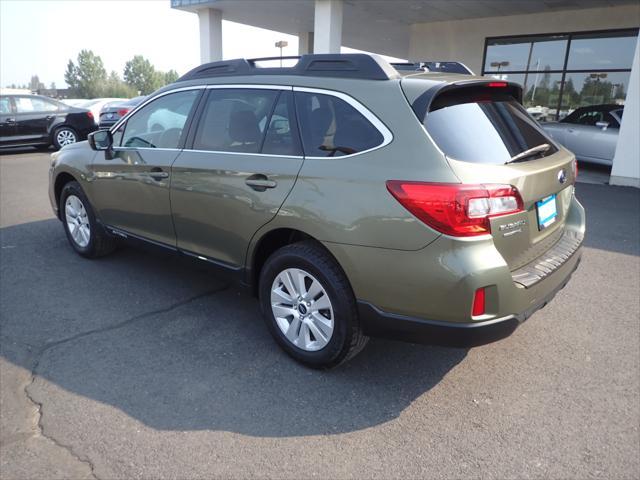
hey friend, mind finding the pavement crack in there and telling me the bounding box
[20,285,229,480]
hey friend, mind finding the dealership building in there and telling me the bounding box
[172,0,640,187]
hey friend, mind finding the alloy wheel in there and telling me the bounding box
[64,195,91,248]
[270,268,334,351]
[57,129,77,147]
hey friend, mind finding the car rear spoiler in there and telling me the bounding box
[392,61,474,75]
[408,79,524,120]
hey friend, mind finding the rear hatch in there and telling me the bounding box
[401,77,577,271]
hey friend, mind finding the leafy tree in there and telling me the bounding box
[102,71,137,98]
[64,50,107,98]
[123,55,180,94]
[123,55,157,95]
[164,69,179,84]
[50,81,57,90]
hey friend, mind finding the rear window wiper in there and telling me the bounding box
[505,143,551,164]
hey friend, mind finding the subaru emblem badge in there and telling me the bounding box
[558,169,567,184]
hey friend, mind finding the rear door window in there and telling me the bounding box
[420,87,557,164]
[294,91,384,157]
[193,88,278,153]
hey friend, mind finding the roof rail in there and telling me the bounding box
[177,54,400,82]
[392,61,474,75]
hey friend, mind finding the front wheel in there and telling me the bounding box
[53,127,78,150]
[259,241,368,368]
[60,181,116,258]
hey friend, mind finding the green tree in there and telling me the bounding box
[102,71,137,98]
[164,69,179,84]
[64,50,107,98]
[123,56,180,94]
[123,55,156,95]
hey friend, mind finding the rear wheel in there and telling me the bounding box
[60,181,116,258]
[259,241,368,368]
[53,127,78,150]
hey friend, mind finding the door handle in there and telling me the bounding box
[148,168,169,180]
[5,118,15,123]
[46,115,55,120]
[245,174,277,191]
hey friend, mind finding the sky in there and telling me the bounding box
[0,0,403,89]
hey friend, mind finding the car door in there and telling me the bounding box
[0,96,17,146]
[13,96,58,144]
[89,88,202,246]
[586,111,619,164]
[565,109,618,164]
[170,87,304,267]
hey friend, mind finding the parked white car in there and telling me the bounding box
[542,104,622,166]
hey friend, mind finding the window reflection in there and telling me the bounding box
[567,32,638,70]
[483,29,638,120]
[560,71,630,119]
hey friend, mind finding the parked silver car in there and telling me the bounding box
[542,105,623,166]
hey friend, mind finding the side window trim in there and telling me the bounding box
[113,87,204,151]
[292,86,393,159]
[109,85,206,137]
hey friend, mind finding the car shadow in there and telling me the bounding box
[0,218,468,437]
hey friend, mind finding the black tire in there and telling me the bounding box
[259,240,368,368]
[52,126,78,150]
[59,181,116,258]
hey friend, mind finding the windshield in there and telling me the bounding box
[422,91,557,164]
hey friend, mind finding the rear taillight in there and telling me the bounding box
[87,111,94,120]
[573,159,578,182]
[487,81,507,88]
[386,181,524,237]
[117,108,130,117]
[472,287,486,316]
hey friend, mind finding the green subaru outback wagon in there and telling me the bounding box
[49,54,584,368]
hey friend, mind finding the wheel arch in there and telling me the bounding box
[53,171,78,219]
[247,227,346,296]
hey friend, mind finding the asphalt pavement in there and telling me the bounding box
[0,149,638,479]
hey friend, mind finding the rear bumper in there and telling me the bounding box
[324,194,585,347]
[357,254,580,348]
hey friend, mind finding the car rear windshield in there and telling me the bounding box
[419,87,557,164]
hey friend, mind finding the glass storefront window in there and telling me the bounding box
[567,32,638,70]
[484,35,567,72]
[560,71,631,119]
[483,29,638,120]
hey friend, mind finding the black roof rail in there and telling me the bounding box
[177,54,400,82]
[392,61,474,75]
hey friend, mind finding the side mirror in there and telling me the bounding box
[88,130,113,151]
[595,121,609,130]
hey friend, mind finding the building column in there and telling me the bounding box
[610,35,640,188]
[198,8,223,63]
[299,32,315,55]
[313,0,342,53]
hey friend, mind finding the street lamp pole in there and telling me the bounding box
[275,40,288,67]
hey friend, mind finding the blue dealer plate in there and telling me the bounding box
[536,194,557,230]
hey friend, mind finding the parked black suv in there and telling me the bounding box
[0,94,97,150]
